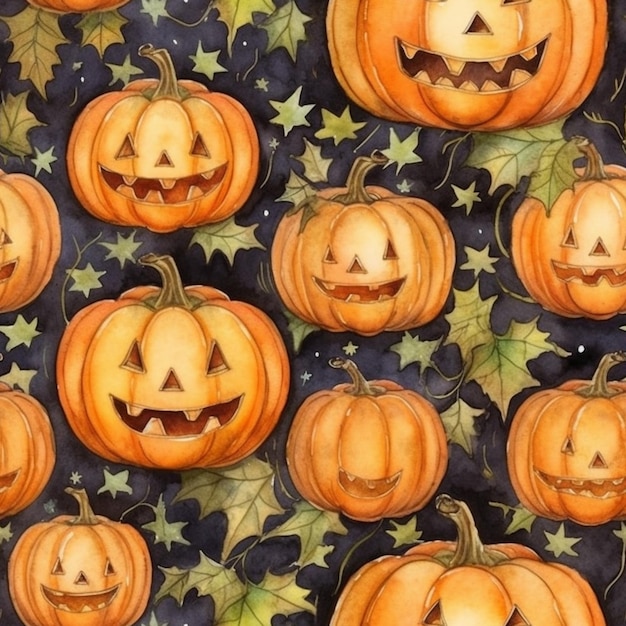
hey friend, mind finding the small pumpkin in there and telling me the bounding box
[271,152,455,336]
[25,0,130,10]
[511,137,626,319]
[0,381,55,518]
[326,0,607,131]
[508,351,626,525]
[286,358,448,521]
[56,253,290,470]
[330,494,606,625]
[0,169,61,312]
[8,488,151,626]
[67,44,259,233]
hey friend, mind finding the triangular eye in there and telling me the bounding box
[207,341,229,375]
[590,237,610,256]
[104,559,116,576]
[324,247,337,263]
[463,12,493,34]
[562,226,578,248]
[506,606,530,626]
[561,437,575,455]
[116,133,137,159]
[160,368,184,391]
[502,0,530,4]
[155,150,174,167]
[423,600,444,625]
[190,132,211,158]
[383,239,398,260]
[121,341,146,373]
[0,229,12,245]
[52,558,65,575]
[74,571,89,585]
[590,451,608,468]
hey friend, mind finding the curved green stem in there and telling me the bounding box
[138,44,182,99]
[329,357,386,396]
[332,152,388,204]
[139,253,194,310]
[435,133,471,190]
[572,136,608,181]
[577,352,626,398]
[494,187,514,259]
[65,488,99,526]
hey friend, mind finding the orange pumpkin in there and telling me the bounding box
[25,0,130,10]
[8,488,151,626]
[271,152,455,335]
[56,253,290,470]
[507,351,626,525]
[286,358,448,521]
[511,137,626,319]
[330,494,607,625]
[326,0,607,131]
[0,382,55,518]
[0,170,61,312]
[67,44,259,233]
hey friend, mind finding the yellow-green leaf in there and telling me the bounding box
[212,0,274,55]
[259,0,312,61]
[190,218,265,266]
[77,10,128,58]
[440,399,484,456]
[0,91,46,159]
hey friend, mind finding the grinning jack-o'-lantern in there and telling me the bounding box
[271,152,454,335]
[56,253,289,470]
[8,488,151,626]
[330,495,607,625]
[512,138,626,319]
[508,352,626,525]
[67,44,259,233]
[326,0,607,131]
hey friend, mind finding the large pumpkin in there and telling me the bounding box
[0,170,61,312]
[25,0,130,10]
[511,138,626,319]
[326,0,607,131]
[507,351,626,525]
[8,488,151,626]
[0,382,55,518]
[67,44,259,233]
[286,358,448,521]
[330,494,606,625]
[271,152,455,335]
[56,253,290,469]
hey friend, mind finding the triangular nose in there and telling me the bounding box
[155,150,174,167]
[590,452,608,468]
[347,256,366,273]
[590,237,610,256]
[464,12,493,34]
[160,368,184,391]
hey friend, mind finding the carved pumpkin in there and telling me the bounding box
[271,152,455,335]
[25,0,130,10]
[0,382,55,518]
[286,358,447,521]
[507,351,626,525]
[56,253,289,469]
[511,137,626,319]
[8,488,151,626]
[67,44,259,233]
[330,495,606,625]
[0,170,61,312]
[326,0,607,131]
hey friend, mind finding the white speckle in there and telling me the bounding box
[243,41,248,46]
[173,39,178,45]
[80,77,85,83]
[263,209,269,217]
[578,345,585,353]
[478,228,483,234]
[315,352,320,357]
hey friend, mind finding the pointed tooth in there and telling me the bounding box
[142,417,167,435]
[185,408,203,421]
[572,479,584,486]
[400,42,419,59]
[592,479,605,485]
[186,185,204,200]
[613,477,625,485]
[520,45,538,61]
[434,76,455,87]
[509,68,532,87]
[204,416,221,433]
[346,472,357,483]
[160,178,177,190]
[97,602,107,609]
[126,403,144,417]
[489,57,507,73]
[80,605,92,613]
[459,80,480,92]
[442,56,466,76]
[122,175,137,186]
[481,79,502,92]
[144,189,165,203]
[414,70,431,84]
[345,293,361,302]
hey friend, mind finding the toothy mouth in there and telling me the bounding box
[339,468,402,498]
[0,469,19,492]
[99,162,227,205]
[0,259,17,282]
[535,469,626,498]
[397,36,548,93]
[313,277,406,302]
[41,584,120,613]
[111,395,242,437]
[552,261,626,287]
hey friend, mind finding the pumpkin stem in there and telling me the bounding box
[573,136,608,181]
[576,351,626,398]
[138,44,182,100]
[435,494,507,567]
[139,253,195,310]
[65,488,99,526]
[329,357,386,396]
[332,151,389,204]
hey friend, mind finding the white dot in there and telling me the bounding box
[80,77,85,83]
[172,39,178,45]
[578,345,585,353]
[263,209,269,217]
[243,41,248,46]
[478,228,483,234]
[315,352,320,357]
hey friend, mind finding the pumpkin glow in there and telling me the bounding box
[25,0,130,10]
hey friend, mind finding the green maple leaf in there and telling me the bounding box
[0,362,37,393]
[543,523,581,558]
[221,573,315,626]
[31,146,57,176]
[3,7,69,97]
[489,501,537,534]
[460,245,499,279]
[380,128,422,174]
[264,500,347,568]
[174,457,285,559]
[467,318,569,418]
[277,170,317,207]
[0,523,13,544]
[0,315,41,351]
[0,92,46,160]
[142,494,190,551]
[314,106,366,145]
[97,468,132,498]
[141,0,169,26]
[292,138,331,183]
[388,331,442,374]
[190,42,227,80]
[440,399,483,456]
[451,181,481,215]
[107,54,144,86]
[269,86,315,136]
[386,517,423,549]
[67,263,106,297]
[213,0,275,55]
[77,10,128,58]
[190,218,265,266]
[284,310,319,353]
[260,0,312,61]
[100,231,143,268]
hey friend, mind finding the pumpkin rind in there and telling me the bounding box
[25,0,130,10]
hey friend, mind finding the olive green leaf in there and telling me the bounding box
[277,169,317,207]
[440,399,483,456]
[543,523,582,558]
[0,315,41,351]
[314,106,367,146]
[0,523,13,544]
[386,516,423,549]
[0,92,46,160]
[270,86,315,136]
[284,310,319,353]
[213,0,275,55]
[489,501,537,534]
[292,138,332,183]
[389,331,442,374]
[142,494,190,551]
[0,363,37,393]
[77,10,128,58]
[381,128,422,174]
[190,218,265,266]
[259,0,312,62]
[97,468,133,498]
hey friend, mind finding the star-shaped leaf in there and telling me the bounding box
[490,501,537,534]
[380,128,422,174]
[189,42,227,80]
[389,331,441,373]
[0,523,13,544]
[141,611,168,626]
[31,146,57,176]
[190,218,265,266]
[543,523,581,558]
[314,106,366,145]
[77,10,128,58]
[386,517,423,549]
[440,399,483,456]
[259,0,312,61]
[100,232,143,268]
[141,0,169,26]
[0,92,46,160]
[213,0,274,55]
[460,245,499,279]
[292,138,331,183]
[97,468,133,498]
[67,263,106,297]
[0,315,41,351]
[269,86,315,136]
[0,362,37,393]
[451,181,481,215]
[284,310,318,353]
[106,53,143,86]
[142,494,190,551]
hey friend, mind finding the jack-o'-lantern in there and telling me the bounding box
[8,488,151,626]
[56,253,289,469]
[0,381,55,518]
[326,0,607,131]
[508,351,626,525]
[512,138,626,319]
[330,495,607,625]
[0,170,61,312]
[271,152,455,335]
[286,358,448,521]
[67,44,259,233]
[25,0,130,11]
